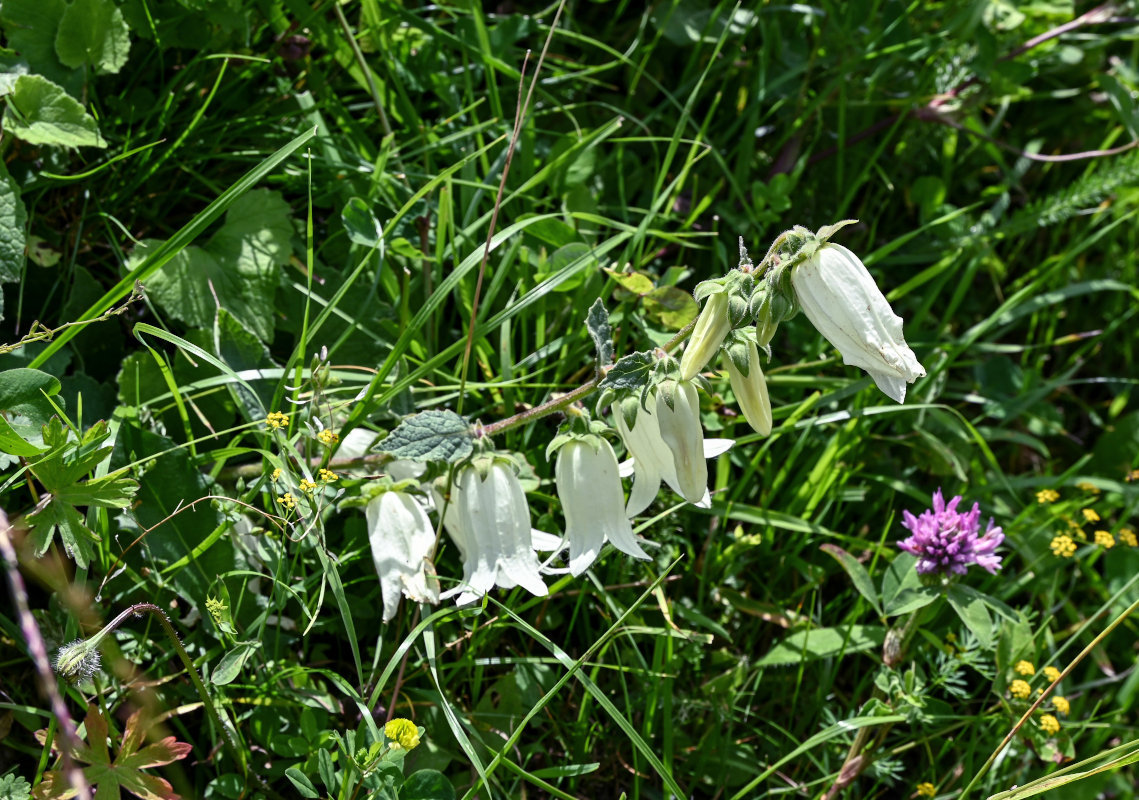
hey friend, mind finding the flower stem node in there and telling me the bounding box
[790,242,925,402]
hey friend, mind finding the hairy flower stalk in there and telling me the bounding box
[680,290,731,381]
[555,437,650,575]
[790,243,925,402]
[897,489,1004,575]
[366,490,440,622]
[441,460,548,604]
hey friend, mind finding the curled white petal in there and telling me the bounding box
[791,243,925,403]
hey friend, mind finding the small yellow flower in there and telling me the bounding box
[271,467,282,481]
[916,782,936,798]
[1035,488,1060,504]
[318,468,337,482]
[1053,696,1070,715]
[1063,516,1081,530]
[384,718,421,750]
[299,479,317,493]
[1126,469,1139,483]
[1094,530,1115,549]
[1076,481,1101,494]
[1120,529,1137,547]
[317,429,339,446]
[1082,508,1100,523]
[1050,534,1077,558]
[1014,660,1035,676]
[1009,679,1031,699]
[1038,713,1060,734]
[265,411,289,429]
[278,493,296,509]
[1042,666,1061,683]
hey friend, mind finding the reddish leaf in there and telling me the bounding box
[33,705,191,800]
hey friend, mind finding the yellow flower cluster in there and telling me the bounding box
[1075,481,1100,494]
[1053,696,1069,715]
[1038,713,1060,734]
[265,411,289,429]
[1094,530,1115,548]
[205,597,227,624]
[318,468,338,482]
[1014,660,1035,676]
[271,467,282,481]
[278,493,296,509]
[1009,679,1031,699]
[1120,529,1137,547]
[1042,666,1061,683]
[299,479,317,493]
[1050,534,1077,558]
[916,782,936,797]
[1082,508,1100,523]
[1126,469,1139,483]
[317,429,339,445]
[1035,488,1059,504]
[384,718,421,750]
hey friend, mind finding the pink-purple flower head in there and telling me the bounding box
[897,489,1004,576]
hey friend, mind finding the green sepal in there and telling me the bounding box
[545,421,611,461]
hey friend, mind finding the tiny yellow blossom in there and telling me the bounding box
[916,782,936,798]
[1076,481,1101,494]
[1120,529,1137,547]
[265,411,289,429]
[1053,696,1070,715]
[1126,469,1139,482]
[1014,660,1035,676]
[299,479,317,493]
[1094,530,1115,549]
[1082,508,1100,523]
[270,467,282,481]
[1073,527,1087,541]
[1009,679,1031,699]
[1050,534,1077,558]
[1038,713,1060,734]
[318,468,337,482]
[384,718,421,750]
[1042,666,1061,683]
[277,493,296,509]
[1035,488,1060,504]
[317,429,339,446]
[1063,516,1081,530]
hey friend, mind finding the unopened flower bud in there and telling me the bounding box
[680,291,731,381]
[722,337,772,436]
[53,638,102,682]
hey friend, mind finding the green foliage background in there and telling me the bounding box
[2,1,1139,798]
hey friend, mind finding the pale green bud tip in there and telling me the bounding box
[384,718,421,750]
[53,639,101,682]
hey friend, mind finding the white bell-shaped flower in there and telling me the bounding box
[556,437,650,575]
[790,243,925,403]
[655,380,708,504]
[440,461,548,605]
[365,491,440,622]
[615,392,733,516]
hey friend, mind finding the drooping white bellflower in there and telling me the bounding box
[366,491,440,622]
[655,379,710,503]
[790,243,925,403]
[440,461,548,605]
[615,394,732,517]
[556,437,650,575]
